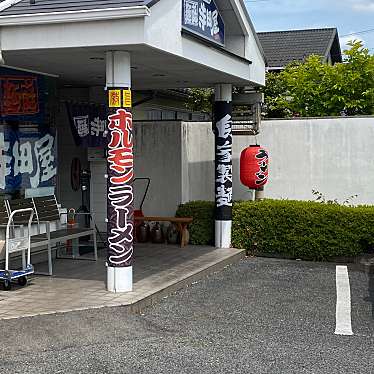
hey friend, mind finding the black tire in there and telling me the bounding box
[3,280,11,291]
[17,276,27,287]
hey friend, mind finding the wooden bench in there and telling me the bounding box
[134,216,193,247]
[4,195,97,276]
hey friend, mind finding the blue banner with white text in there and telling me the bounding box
[0,126,57,193]
[182,0,225,46]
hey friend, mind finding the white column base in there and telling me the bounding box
[215,84,233,101]
[255,189,265,201]
[215,220,232,249]
[107,265,133,293]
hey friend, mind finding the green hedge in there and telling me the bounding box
[176,200,374,260]
[176,201,215,245]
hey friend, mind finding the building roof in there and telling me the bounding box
[0,0,159,15]
[0,0,266,70]
[257,28,342,69]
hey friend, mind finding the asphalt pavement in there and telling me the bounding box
[0,257,373,373]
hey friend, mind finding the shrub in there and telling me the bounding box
[176,201,215,245]
[176,200,374,260]
[233,200,374,260]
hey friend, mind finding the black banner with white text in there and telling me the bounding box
[214,101,233,221]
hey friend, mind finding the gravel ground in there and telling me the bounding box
[0,257,373,374]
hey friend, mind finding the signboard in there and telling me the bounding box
[0,128,57,192]
[182,0,225,46]
[66,102,108,147]
[108,88,132,108]
[108,89,122,108]
[123,90,132,108]
[0,67,45,124]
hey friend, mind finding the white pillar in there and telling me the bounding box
[106,51,134,293]
[214,84,233,249]
[106,51,131,89]
[255,187,265,201]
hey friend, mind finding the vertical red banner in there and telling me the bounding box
[107,89,134,267]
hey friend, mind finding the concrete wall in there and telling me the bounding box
[181,123,215,203]
[180,121,254,203]
[134,122,182,215]
[90,121,183,232]
[181,121,257,203]
[182,117,374,205]
[258,117,374,205]
[56,86,202,232]
[59,107,374,233]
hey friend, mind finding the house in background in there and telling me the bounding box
[257,28,342,71]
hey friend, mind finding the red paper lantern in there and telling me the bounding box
[240,145,269,189]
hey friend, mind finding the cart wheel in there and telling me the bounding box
[3,279,11,291]
[18,276,27,287]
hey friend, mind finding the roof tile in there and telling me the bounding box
[257,28,342,68]
[0,0,155,16]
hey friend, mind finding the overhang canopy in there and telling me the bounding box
[0,0,266,89]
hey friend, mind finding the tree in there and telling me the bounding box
[185,87,246,117]
[185,88,214,118]
[262,68,290,118]
[264,41,374,118]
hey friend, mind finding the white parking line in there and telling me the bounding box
[335,265,353,336]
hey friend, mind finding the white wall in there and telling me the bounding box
[135,121,182,214]
[258,117,374,204]
[85,116,374,234]
[180,121,252,203]
[181,122,215,203]
[181,121,257,203]
[182,117,374,205]
[90,121,183,232]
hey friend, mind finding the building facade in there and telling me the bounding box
[0,0,266,292]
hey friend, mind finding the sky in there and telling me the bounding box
[245,0,374,54]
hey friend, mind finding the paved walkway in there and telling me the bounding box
[0,244,244,319]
